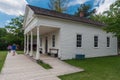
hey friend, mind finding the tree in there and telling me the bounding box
[103,0,120,38]
[75,4,96,17]
[91,0,120,38]
[48,0,69,13]
[91,0,120,49]
[0,28,7,38]
[104,0,120,48]
[5,15,24,50]
[5,15,23,34]
[0,28,7,50]
[90,13,107,23]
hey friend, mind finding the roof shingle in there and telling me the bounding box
[28,5,105,27]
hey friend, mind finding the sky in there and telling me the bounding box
[0,0,117,28]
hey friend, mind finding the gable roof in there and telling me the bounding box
[28,5,105,27]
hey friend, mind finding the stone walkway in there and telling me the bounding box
[0,53,84,80]
[40,55,84,76]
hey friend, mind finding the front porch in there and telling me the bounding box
[24,25,60,60]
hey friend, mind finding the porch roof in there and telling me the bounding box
[28,5,105,27]
[31,26,59,35]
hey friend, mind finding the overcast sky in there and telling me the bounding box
[0,0,116,28]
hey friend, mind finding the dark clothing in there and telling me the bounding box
[12,45,16,50]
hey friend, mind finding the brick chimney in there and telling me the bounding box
[80,11,84,17]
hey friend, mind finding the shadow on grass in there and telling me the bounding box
[16,51,24,54]
[37,60,52,69]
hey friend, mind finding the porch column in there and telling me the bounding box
[36,27,40,60]
[24,34,26,54]
[26,33,29,55]
[30,31,33,56]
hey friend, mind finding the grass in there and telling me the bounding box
[16,51,24,54]
[0,51,7,73]
[37,60,52,69]
[59,56,120,80]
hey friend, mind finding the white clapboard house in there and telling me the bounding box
[23,5,118,60]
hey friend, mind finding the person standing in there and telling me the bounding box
[7,45,12,53]
[12,44,17,56]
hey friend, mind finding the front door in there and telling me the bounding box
[45,37,48,53]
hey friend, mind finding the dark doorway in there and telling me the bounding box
[45,37,48,53]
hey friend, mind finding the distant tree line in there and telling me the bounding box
[0,28,7,50]
[0,16,24,50]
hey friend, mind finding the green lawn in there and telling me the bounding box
[59,56,120,80]
[37,60,52,69]
[0,51,7,72]
[16,51,24,54]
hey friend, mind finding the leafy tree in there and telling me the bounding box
[91,0,120,49]
[0,28,7,37]
[5,15,24,50]
[75,4,96,17]
[48,0,69,13]
[104,0,120,49]
[90,0,120,38]
[103,0,120,38]
[0,28,7,50]
[5,15,23,34]
[90,13,108,23]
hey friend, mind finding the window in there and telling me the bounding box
[107,37,110,47]
[76,34,82,47]
[52,35,55,47]
[94,36,98,47]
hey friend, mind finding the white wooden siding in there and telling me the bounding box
[37,16,117,60]
[24,7,118,60]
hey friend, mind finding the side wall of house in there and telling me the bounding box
[60,22,117,60]
[38,16,118,60]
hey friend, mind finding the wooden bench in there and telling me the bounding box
[49,48,59,57]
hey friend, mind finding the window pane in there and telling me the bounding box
[107,37,110,47]
[94,36,98,47]
[52,35,55,47]
[76,34,82,47]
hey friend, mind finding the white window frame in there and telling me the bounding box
[76,34,82,48]
[52,35,55,47]
[106,36,110,48]
[94,35,99,48]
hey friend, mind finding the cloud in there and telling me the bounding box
[27,0,40,2]
[5,20,11,25]
[96,0,116,14]
[94,0,105,7]
[68,0,116,14]
[0,0,28,16]
[68,0,89,7]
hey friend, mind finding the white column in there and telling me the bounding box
[30,31,33,56]
[26,33,29,55]
[36,27,40,60]
[24,34,26,54]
